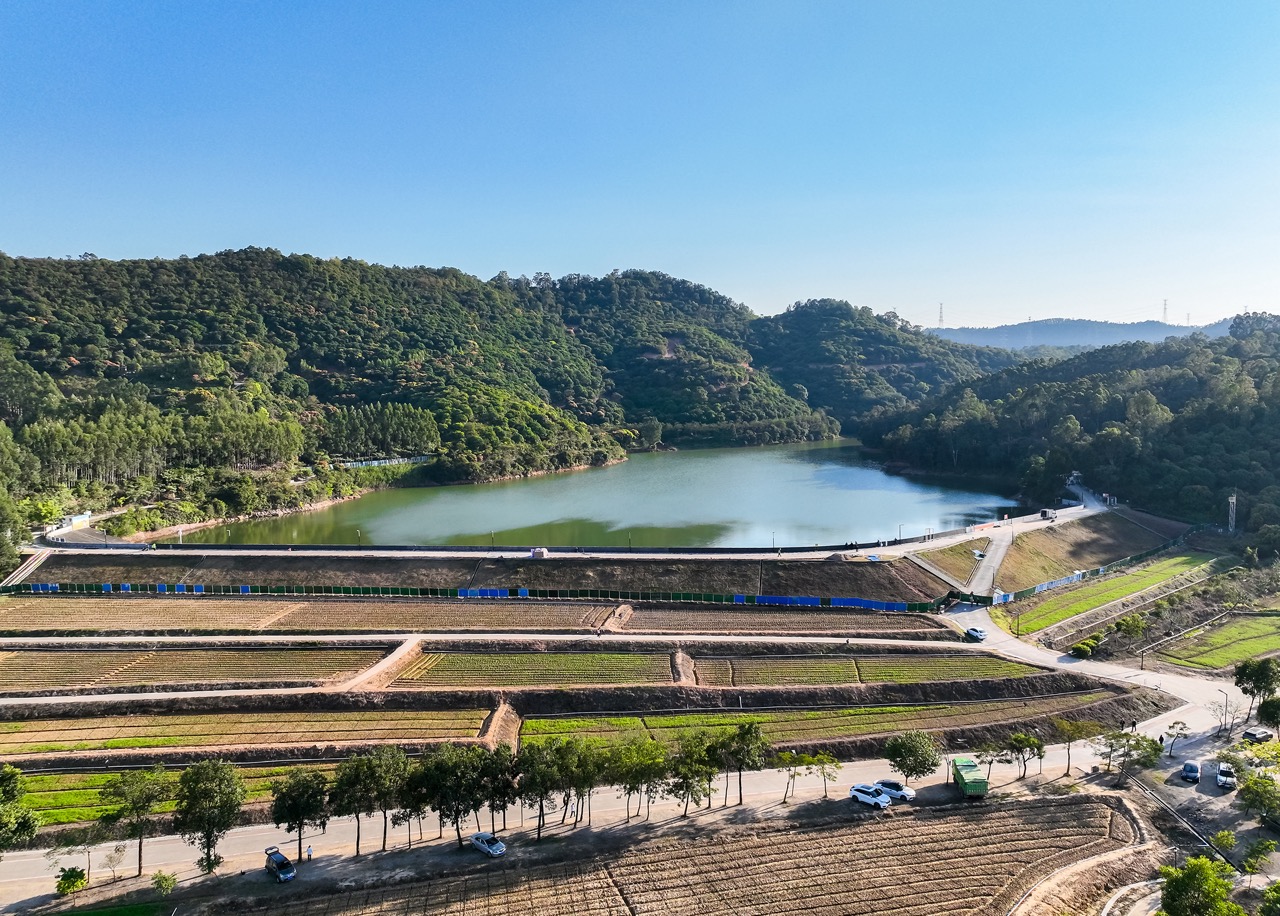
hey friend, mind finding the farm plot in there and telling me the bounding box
[21,762,338,825]
[259,797,1133,916]
[693,655,1039,687]
[0,596,616,633]
[521,691,1115,746]
[1158,614,1280,670]
[0,709,489,757]
[0,648,386,692]
[392,652,675,688]
[624,606,950,637]
[1014,551,1220,634]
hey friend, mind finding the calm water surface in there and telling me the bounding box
[178,441,1014,548]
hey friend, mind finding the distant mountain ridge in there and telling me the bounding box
[930,317,1233,349]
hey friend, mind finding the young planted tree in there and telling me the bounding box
[1243,839,1278,886]
[516,740,563,841]
[812,752,840,798]
[1112,733,1162,785]
[270,770,329,865]
[1002,733,1045,780]
[1051,718,1101,777]
[883,731,942,784]
[331,755,380,856]
[172,760,245,874]
[1260,880,1280,916]
[99,764,171,876]
[724,723,771,806]
[0,765,39,862]
[1165,720,1191,757]
[368,746,410,852]
[774,751,812,804]
[610,736,667,821]
[667,731,718,816]
[976,743,1013,779]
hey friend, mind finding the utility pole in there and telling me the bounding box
[938,303,944,327]
[1162,299,1167,323]
[1229,493,1237,535]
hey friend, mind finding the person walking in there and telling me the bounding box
[306,845,312,862]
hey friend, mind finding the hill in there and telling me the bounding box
[932,317,1232,350]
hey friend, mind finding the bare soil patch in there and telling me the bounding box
[997,514,1167,592]
[918,536,991,585]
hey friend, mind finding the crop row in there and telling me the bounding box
[0,597,616,633]
[1159,614,1280,669]
[623,607,945,634]
[261,799,1122,916]
[521,691,1112,745]
[1016,551,1219,634]
[393,652,675,687]
[20,763,339,825]
[0,709,489,756]
[693,654,1038,687]
[0,648,385,691]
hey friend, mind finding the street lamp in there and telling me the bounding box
[772,531,775,551]
[1218,688,1229,737]
[898,524,903,542]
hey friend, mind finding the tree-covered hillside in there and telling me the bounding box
[870,314,1280,531]
[2,250,1013,559]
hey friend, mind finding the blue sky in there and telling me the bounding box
[1,1,1276,327]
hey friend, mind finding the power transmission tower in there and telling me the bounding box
[1163,299,1167,323]
[1229,493,1237,535]
[938,303,943,328]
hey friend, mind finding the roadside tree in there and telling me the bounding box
[1051,718,1102,776]
[0,765,39,861]
[1164,720,1191,757]
[480,744,519,833]
[1237,773,1280,823]
[1258,698,1280,730]
[270,769,329,865]
[172,760,245,874]
[812,751,840,797]
[369,746,410,852]
[1259,880,1280,916]
[610,736,667,821]
[1003,733,1045,780]
[1236,659,1279,721]
[516,740,563,841]
[99,764,171,876]
[1243,839,1277,886]
[1156,856,1245,916]
[774,750,814,804]
[331,754,380,856]
[723,723,771,806]
[976,743,1013,779]
[668,731,718,816]
[884,731,942,783]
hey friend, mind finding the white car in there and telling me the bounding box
[849,783,891,809]
[1217,763,1238,790]
[874,778,916,801]
[470,832,507,857]
[966,626,988,642]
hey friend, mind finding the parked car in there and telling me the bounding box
[264,846,296,883]
[965,626,988,642]
[1243,727,1275,744]
[471,832,507,858]
[874,779,916,801]
[1217,762,1238,790]
[1180,762,1201,783]
[849,783,892,809]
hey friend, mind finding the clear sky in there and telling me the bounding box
[1,1,1276,327]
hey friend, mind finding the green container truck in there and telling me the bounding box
[952,757,989,798]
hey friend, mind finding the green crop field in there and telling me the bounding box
[693,655,1038,687]
[0,709,489,758]
[1158,614,1280,670]
[521,691,1113,746]
[20,762,338,825]
[1014,552,1220,634]
[392,652,674,687]
[0,648,386,692]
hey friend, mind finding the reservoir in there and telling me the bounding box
[176,441,1013,548]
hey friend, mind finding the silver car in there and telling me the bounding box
[471,832,507,858]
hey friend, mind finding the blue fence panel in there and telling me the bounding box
[102,584,111,593]
[517,588,529,598]
[194,585,205,594]
[156,583,167,593]
[734,594,746,604]
[239,585,251,595]
[121,583,131,592]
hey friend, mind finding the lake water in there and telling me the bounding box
[176,441,1014,548]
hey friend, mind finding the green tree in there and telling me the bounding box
[151,871,177,897]
[1258,697,1280,730]
[1156,856,1245,916]
[1051,718,1102,776]
[427,743,487,847]
[812,751,840,798]
[368,746,410,852]
[1259,880,1280,916]
[883,731,942,783]
[1236,659,1280,721]
[172,760,245,874]
[609,736,667,822]
[1003,733,1045,780]
[0,764,39,861]
[1165,720,1191,757]
[667,731,718,816]
[270,769,329,865]
[1238,772,1280,823]
[99,764,171,876]
[722,723,771,806]
[774,750,815,804]
[516,740,563,841]
[1243,839,1277,886]
[479,744,519,833]
[330,754,380,856]
[55,866,87,897]
[1211,830,1236,852]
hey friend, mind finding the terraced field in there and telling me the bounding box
[918,537,991,585]
[624,607,951,636]
[0,648,385,692]
[21,762,338,825]
[0,709,489,757]
[1158,613,1280,670]
[521,691,1115,746]
[0,596,616,632]
[392,652,675,687]
[259,797,1133,916]
[693,654,1039,687]
[1015,551,1220,634]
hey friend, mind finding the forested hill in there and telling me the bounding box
[933,317,1233,350]
[0,249,1011,561]
[869,314,1280,534]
